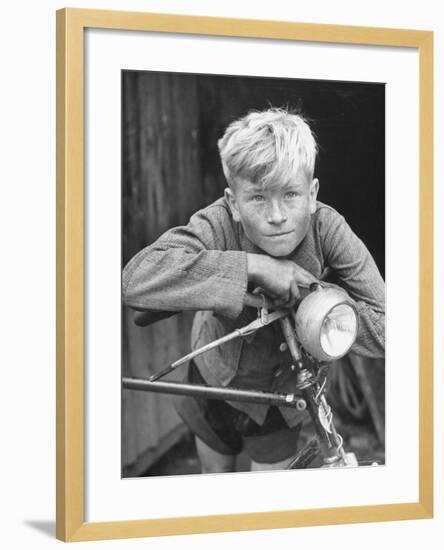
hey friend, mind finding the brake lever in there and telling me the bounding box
[149,305,289,381]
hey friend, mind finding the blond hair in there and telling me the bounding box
[218,108,318,189]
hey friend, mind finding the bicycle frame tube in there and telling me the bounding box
[122,376,307,409]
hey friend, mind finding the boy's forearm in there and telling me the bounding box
[123,246,249,319]
[352,302,385,358]
[123,202,256,319]
[246,253,266,285]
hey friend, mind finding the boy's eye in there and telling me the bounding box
[284,191,298,199]
[251,195,265,202]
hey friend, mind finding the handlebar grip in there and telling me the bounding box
[133,309,178,326]
[243,292,274,309]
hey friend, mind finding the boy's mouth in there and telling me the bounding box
[266,230,294,238]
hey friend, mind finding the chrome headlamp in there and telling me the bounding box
[294,286,358,362]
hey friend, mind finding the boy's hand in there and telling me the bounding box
[247,253,318,309]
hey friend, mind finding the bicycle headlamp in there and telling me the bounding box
[294,286,358,361]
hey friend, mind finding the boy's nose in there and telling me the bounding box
[267,200,288,224]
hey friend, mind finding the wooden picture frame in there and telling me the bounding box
[56,7,433,542]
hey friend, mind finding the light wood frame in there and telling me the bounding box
[56,7,434,542]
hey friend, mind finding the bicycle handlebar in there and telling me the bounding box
[132,292,273,327]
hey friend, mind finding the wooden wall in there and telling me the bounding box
[122,72,203,474]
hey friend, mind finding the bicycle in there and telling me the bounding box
[123,283,380,470]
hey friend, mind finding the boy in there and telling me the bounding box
[123,108,385,473]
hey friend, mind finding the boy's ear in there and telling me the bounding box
[224,187,241,222]
[309,178,319,214]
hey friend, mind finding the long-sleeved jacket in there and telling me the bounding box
[123,197,385,427]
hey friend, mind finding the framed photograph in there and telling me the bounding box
[56,8,433,542]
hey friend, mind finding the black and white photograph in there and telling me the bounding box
[121,71,386,478]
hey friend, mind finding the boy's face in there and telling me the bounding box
[225,174,319,257]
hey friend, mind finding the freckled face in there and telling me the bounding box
[226,176,319,257]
